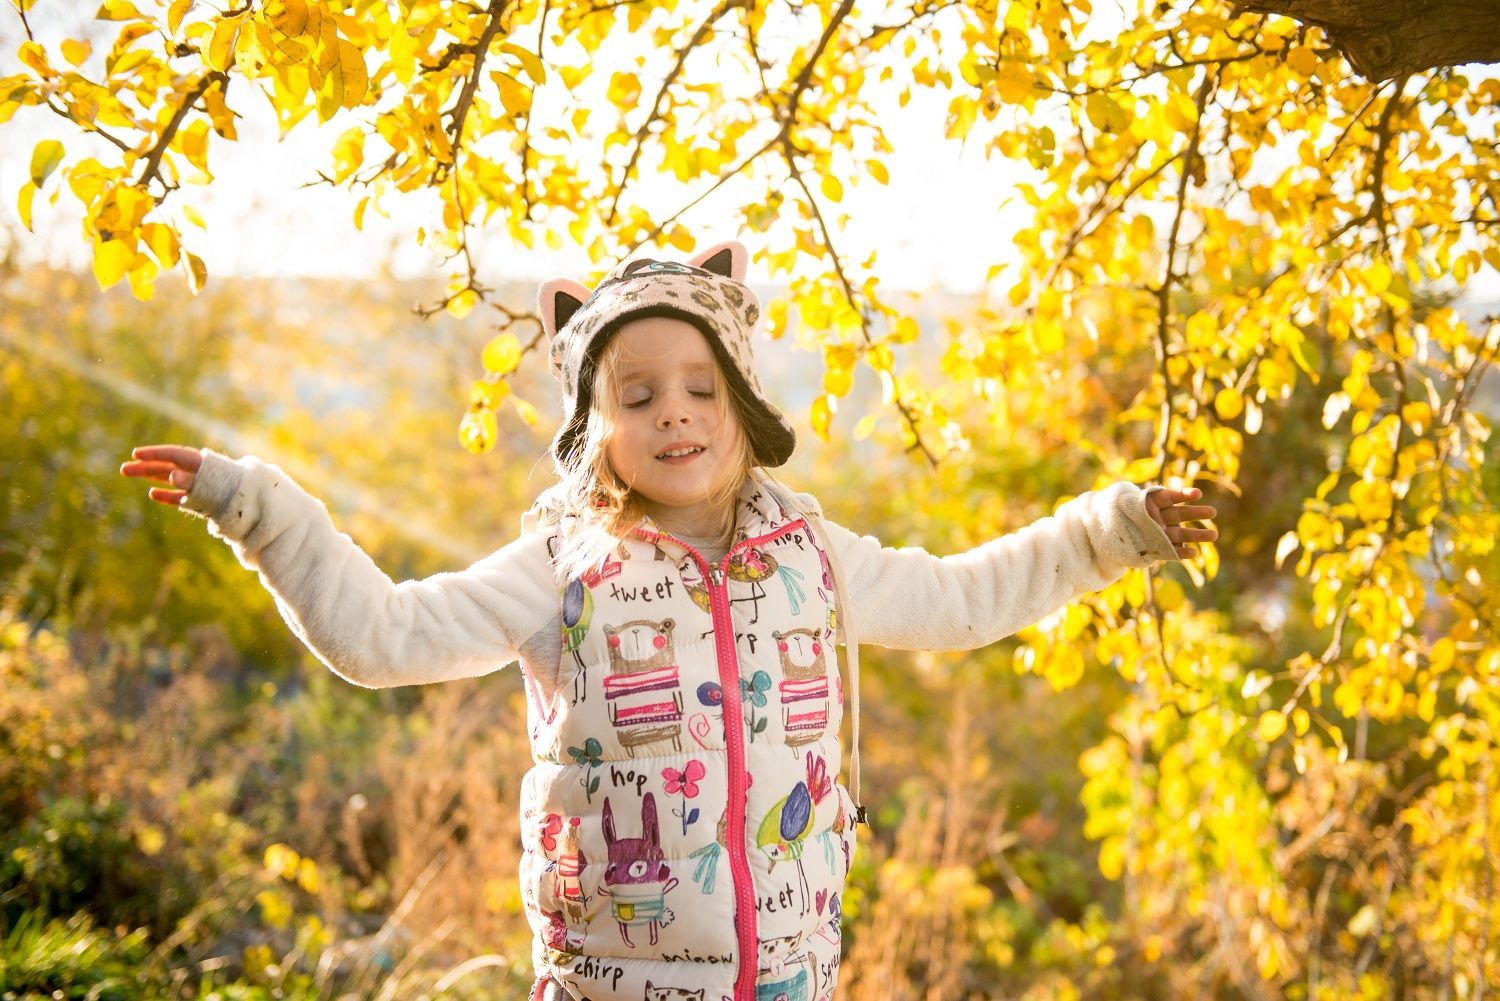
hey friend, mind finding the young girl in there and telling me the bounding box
[120,240,1216,1001]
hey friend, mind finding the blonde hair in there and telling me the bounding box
[551,330,758,581]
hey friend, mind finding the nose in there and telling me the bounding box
[655,390,694,429]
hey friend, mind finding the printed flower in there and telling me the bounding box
[740,671,773,740]
[567,737,603,768]
[697,681,723,707]
[740,670,772,708]
[538,813,563,854]
[568,737,604,802]
[662,759,706,798]
[665,759,706,835]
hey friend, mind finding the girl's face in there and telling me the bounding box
[602,316,744,538]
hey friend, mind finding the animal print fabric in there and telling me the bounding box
[519,474,857,1001]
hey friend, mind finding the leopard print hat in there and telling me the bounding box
[537,240,797,472]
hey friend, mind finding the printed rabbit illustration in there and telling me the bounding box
[601,793,679,947]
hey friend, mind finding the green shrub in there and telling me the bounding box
[0,909,157,1001]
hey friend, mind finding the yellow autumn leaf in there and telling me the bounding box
[1214,385,1244,421]
[446,288,477,319]
[810,394,833,440]
[867,160,889,184]
[338,39,367,108]
[17,181,36,231]
[167,0,193,35]
[470,378,511,409]
[459,408,498,453]
[1400,400,1432,434]
[1256,709,1287,743]
[994,62,1033,103]
[139,222,180,268]
[491,70,530,118]
[1286,45,1317,77]
[207,13,249,72]
[501,41,546,85]
[96,0,143,20]
[203,81,237,139]
[481,332,522,374]
[61,38,92,67]
[824,367,853,397]
[18,41,53,76]
[296,857,320,894]
[389,21,416,85]
[607,72,640,108]
[513,396,540,428]
[184,251,207,292]
[92,237,134,290]
[945,94,976,140]
[29,139,63,187]
[266,0,309,39]
[821,174,843,203]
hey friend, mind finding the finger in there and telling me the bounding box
[1179,527,1218,543]
[147,487,188,507]
[1160,505,1218,525]
[130,444,202,471]
[120,459,179,483]
[1150,487,1202,509]
[1176,545,1197,559]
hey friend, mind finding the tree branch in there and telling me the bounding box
[441,0,507,173]
[605,0,747,225]
[138,72,225,196]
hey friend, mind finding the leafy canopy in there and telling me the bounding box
[5,0,1500,993]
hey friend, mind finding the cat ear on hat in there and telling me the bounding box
[689,240,748,282]
[537,278,592,340]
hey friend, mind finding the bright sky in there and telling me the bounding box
[3,6,1496,302]
[0,5,1038,294]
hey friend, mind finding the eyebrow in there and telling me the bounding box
[618,361,716,383]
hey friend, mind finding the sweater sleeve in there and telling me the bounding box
[178,447,558,689]
[818,481,1179,652]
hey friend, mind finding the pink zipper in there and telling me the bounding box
[635,518,809,1001]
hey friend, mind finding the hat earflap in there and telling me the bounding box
[689,240,748,282]
[537,278,592,340]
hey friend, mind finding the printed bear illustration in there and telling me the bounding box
[775,628,830,748]
[603,618,685,757]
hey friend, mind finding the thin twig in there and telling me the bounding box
[605,0,746,224]
[1152,67,1214,479]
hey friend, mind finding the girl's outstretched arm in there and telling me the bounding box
[818,481,1210,652]
[122,445,556,688]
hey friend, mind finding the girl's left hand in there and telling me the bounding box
[1146,487,1218,560]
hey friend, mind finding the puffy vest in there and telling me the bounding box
[519,475,857,1001]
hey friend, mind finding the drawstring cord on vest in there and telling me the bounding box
[815,520,868,827]
[774,491,866,828]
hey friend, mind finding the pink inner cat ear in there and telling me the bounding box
[689,240,747,282]
[537,278,592,340]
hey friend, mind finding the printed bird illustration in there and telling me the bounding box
[727,547,777,623]
[755,754,831,916]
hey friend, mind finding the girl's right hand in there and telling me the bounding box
[119,444,202,508]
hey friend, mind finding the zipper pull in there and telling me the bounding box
[709,562,725,587]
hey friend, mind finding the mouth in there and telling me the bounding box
[656,445,706,462]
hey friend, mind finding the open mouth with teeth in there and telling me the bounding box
[657,446,706,460]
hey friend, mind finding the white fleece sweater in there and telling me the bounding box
[178,448,1178,689]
